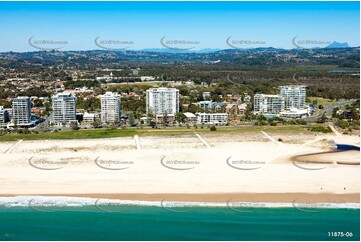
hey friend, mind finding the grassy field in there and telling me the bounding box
[309,97,345,107]
[0,125,310,141]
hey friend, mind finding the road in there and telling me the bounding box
[306,99,355,122]
[33,112,54,131]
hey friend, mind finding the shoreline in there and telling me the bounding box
[1,193,359,203]
[0,194,359,210]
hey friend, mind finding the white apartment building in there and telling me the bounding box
[253,94,285,114]
[12,96,32,125]
[52,93,77,124]
[196,113,228,125]
[146,88,179,116]
[101,92,121,123]
[279,85,307,109]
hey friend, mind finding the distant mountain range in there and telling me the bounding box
[137,47,285,54]
[139,42,351,53]
[0,45,358,69]
[325,41,351,49]
[139,48,222,53]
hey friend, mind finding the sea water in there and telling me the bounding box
[0,205,359,241]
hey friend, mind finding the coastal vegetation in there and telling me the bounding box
[0,125,323,141]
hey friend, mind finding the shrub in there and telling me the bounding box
[270,122,277,126]
[259,121,267,126]
[336,120,350,129]
[309,125,332,133]
[70,122,80,131]
[210,125,217,131]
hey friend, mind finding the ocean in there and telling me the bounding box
[0,205,359,241]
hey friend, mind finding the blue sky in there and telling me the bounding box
[0,1,359,52]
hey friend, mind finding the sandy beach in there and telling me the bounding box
[0,130,359,204]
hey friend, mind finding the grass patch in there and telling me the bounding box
[309,97,345,106]
[0,129,137,141]
[308,125,333,133]
[0,125,310,141]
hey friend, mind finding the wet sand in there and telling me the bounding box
[1,193,359,203]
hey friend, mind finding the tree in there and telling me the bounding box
[210,125,217,131]
[317,113,327,123]
[211,94,222,102]
[257,115,267,121]
[70,121,80,130]
[332,107,339,118]
[244,108,255,121]
[128,112,135,125]
[175,112,186,123]
[44,101,52,115]
[163,112,169,126]
[188,104,199,114]
[147,107,154,120]
[270,122,277,126]
[33,99,43,107]
[92,120,101,128]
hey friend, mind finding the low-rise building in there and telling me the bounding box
[243,93,252,102]
[155,114,175,124]
[183,112,197,122]
[199,101,224,110]
[202,92,211,100]
[226,103,238,114]
[83,112,100,124]
[200,101,213,110]
[225,103,248,115]
[196,113,228,125]
[280,108,309,119]
[140,76,155,81]
[238,103,247,115]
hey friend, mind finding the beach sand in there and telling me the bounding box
[0,131,359,203]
